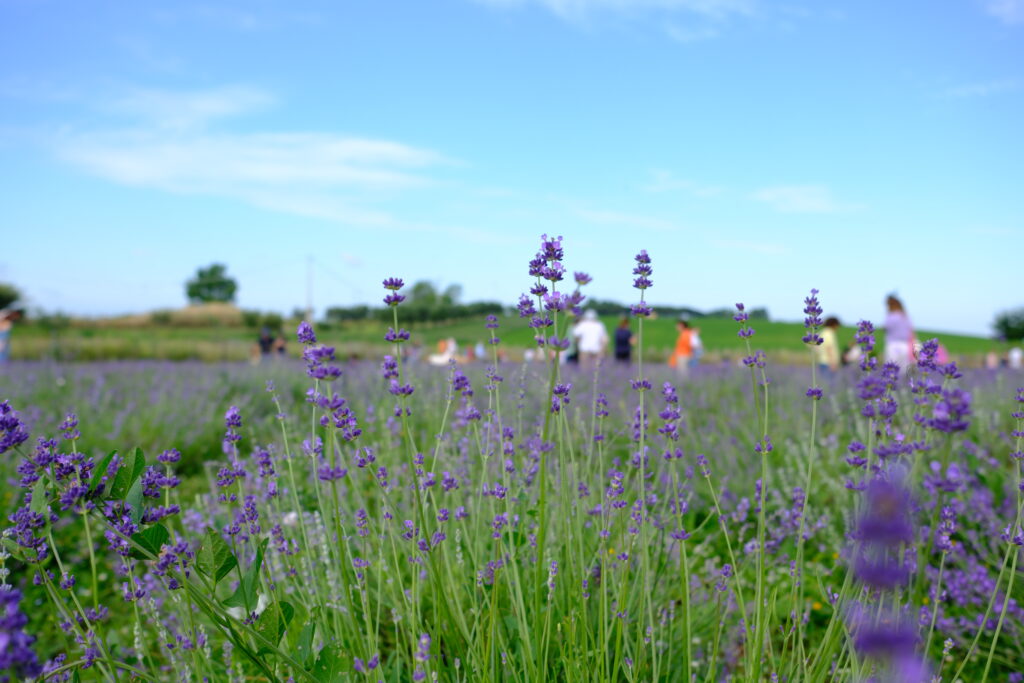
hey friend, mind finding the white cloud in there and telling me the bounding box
[53,85,451,230]
[751,185,854,213]
[474,0,754,21]
[574,207,685,231]
[711,238,788,255]
[665,24,720,42]
[985,0,1024,24]
[942,79,1019,98]
[60,130,444,192]
[108,85,275,130]
[643,169,722,196]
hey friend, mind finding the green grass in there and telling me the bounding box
[8,315,995,363]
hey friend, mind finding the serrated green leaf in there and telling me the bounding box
[196,529,237,585]
[130,523,169,560]
[223,538,267,611]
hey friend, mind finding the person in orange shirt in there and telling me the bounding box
[668,318,695,380]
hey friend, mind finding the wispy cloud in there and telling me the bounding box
[984,0,1024,25]
[643,169,722,196]
[574,207,685,231]
[942,78,1019,98]
[59,130,444,192]
[53,85,451,229]
[107,85,275,129]
[710,238,789,255]
[665,24,720,42]
[152,5,321,32]
[751,184,854,214]
[476,0,755,20]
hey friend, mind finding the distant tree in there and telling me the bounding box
[0,283,22,310]
[995,307,1024,342]
[441,283,462,306]
[409,281,439,307]
[186,264,237,304]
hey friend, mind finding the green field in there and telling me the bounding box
[8,314,997,364]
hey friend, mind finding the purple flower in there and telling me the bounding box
[632,250,652,290]
[157,448,181,464]
[382,277,405,291]
[0,589,42,679]
[59,413,80,441]
[574,271,592,285]
[0,401,29,456]
[735,302,755,338]
[801,288,823,345]
[297,321,317,345]
[630,303,652,318]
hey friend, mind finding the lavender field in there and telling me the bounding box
[1,239,1023,682]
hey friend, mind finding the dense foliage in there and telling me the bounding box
[1,237,1022,682]
[186,264,238,305]
[995,307,1024,342]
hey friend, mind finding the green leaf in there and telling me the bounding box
[253,599,295,656]
[279,601,295,630]
[125,477,145,527]
[2,538,27,562]
[284,602,309,652]
[293,621,317,668]
[30,478,48,515]
[89,450,118,495]
[311,645,343,682]
[196,530,237,586]
[254,601,284,651]
[223,538,267,611]
[109,447,146,500]
[130,523,169,559]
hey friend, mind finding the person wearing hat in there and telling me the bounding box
[573,309,609,372]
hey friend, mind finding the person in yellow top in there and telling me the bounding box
[668,318,696,380]
[814,317,841,373]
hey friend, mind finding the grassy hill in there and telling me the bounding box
[7,312,998,364]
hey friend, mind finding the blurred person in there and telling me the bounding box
[669,317,696,380]
[474,340,486,361]
[689,325,704,369]
[884,295,914,369]
[573,309,608,371]
[985,349,1000,370]
[613,317,635,364]
[257,326,274,357]
[274,332,287,358]
[842,337,862,366]
[1009,344,1023,370]
[815,317,842,374]
[0,309,23,364]
[428,338,458,366]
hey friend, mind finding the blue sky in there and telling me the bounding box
[1,0,1021,335]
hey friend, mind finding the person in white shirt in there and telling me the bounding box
[1009,346,1023,370]
[573,309,608,372]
